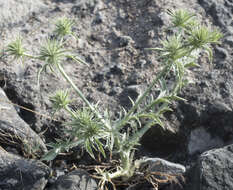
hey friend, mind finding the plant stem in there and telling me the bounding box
[57,63,111,129]
[64,105,77,119]
[23,53,40,59]
[57,63,94,109]
[112,63,173,172]
[115,63,173,130]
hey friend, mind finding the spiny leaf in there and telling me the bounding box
[66,55,89,66]
[128,96,136,107]
[188,26,222,49]
[41,148,60,161]
[128,121,155,144]
[203,45,213,63]
[168,95,187,102]
[85,139,95,159]
[153,116,164,128]
[95,138,106,158]
[157,106,173,115]
[144,47,164,51]
[167,9,196,28]
[184,62,200,68]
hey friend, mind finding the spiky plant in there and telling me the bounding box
[5,12,222,189]
[53,17,77,39]
[50,89,72,114]
[167,9,195,28]
[5,36,26,63]
[66,108,108,159]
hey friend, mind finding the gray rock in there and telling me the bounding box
[139,157,186,175]
[0,149,51,190]
[208,100,232,114]
[173,83,233,152]
[188,127,224,155]
[109,64,124,75]
[48,169,97,190]
[0,0,46,28]
[214,46,229,60]
[133,157,186,189]
[224,36,233,47]
[199,0,233,32]
[117,35,134,47]
[141,116,182,156]
[190,144,233,190]
[0,88,47,156]
[157,11,171,26]
[126,72,143,85]
[173,0,233,150]
[71,0,97,16]
[135,59,147,69]
[93,13,103,24]
[118,8,127,19]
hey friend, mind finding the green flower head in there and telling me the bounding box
[6,36,26,63]
[54,17,76,39]
[167,9,195,28]
[50,89,71,112]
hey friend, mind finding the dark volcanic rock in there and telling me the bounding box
[199,0,233,33]
[0,88,47,156]
[139,157,186,174]
[128,158,186,190]
[48,169,97,190]
[189,144,233,190]
[0,149,51,190]
[188,127,224,155]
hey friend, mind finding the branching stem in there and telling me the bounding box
[115,63,172,131]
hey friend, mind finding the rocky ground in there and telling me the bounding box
[0,0,233,190]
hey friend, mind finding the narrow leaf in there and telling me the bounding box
[169,95,187,102]
[204,46,213,63]
[144,47,164,51]
[184,62,200,68]
[128,96,136,107]
[158,106,173,115]
[67,55,89,66]
[41,148,60,161]
[95,138,106,158]
[85,140,95,159]
[153,116,164,128]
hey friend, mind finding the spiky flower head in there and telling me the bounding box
[167,9,195,29]
[66,108,107,159]
[54,17,76,39]
[50,89,71,113]
[36,39,68,85]
[6,36,26,63]
[188,26,223,48]
[39,39,67,65]
[187,25,223,61]
[160,34,189,61]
